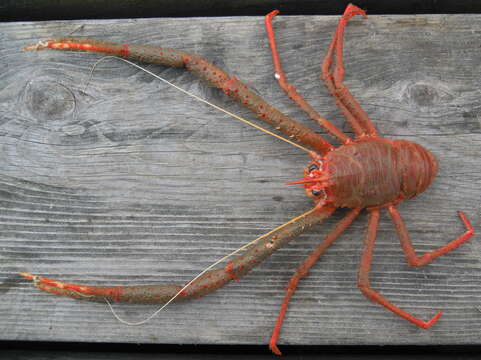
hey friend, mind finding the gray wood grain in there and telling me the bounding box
[0,14,480,346]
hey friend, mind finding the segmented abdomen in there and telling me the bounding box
[326,139,400,208]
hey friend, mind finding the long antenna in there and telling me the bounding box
[38,54,315,325]
[87,56,311,154]
[105,207,318,326]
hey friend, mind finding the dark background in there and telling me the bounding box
[1,0,481,22]
[2,0,481,358]
[2,343,481,359]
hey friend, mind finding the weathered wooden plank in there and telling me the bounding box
[0,14,479,347]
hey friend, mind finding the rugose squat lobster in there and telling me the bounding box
[21,4,474,355]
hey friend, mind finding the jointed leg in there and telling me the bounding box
[322,20,365,138]
[265,11,350,145]
[388,206,474,267]
[358,209,442,329]
[321,4,378,138]
[269,207,361,355]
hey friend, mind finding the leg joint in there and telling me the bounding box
[358,283,378,301]
[407,253,432,267]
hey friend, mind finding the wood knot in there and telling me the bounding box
[402,81,453,110]
[407,83,438,106]
[23,78,76,124]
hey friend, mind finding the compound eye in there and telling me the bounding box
[308,164,319,172]
[311,189,322,196]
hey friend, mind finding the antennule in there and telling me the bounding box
[286,176,329,186]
